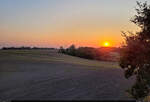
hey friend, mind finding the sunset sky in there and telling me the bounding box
[0,0,146,48]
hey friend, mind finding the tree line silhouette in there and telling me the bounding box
[59,44,120,61]
[1,46,55,50]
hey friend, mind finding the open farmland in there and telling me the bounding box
[0,49,135,101]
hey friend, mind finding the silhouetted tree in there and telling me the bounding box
[120,1,150,101]
[58,46,66,53]
[66,44,76,56]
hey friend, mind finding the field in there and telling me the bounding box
[0,49,135,101]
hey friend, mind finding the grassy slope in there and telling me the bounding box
[0,49,120,70]
[0,49,135,100]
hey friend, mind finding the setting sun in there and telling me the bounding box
[103,41,110,47]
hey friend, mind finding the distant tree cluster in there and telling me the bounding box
[2,46,55,50]
[2,47,32,50]
[59,44,102,60]
[120,1,150,101]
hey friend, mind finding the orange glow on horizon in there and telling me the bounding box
[103,41,110,47]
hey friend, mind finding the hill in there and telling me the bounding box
[0,49,134,101]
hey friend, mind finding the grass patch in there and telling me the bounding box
[0,49,120,69]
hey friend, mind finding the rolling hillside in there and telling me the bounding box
[0,49,134,101]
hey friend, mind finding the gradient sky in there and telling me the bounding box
[0,0,147,48]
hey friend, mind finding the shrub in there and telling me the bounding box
[120,1,150,101]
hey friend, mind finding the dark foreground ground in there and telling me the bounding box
[0,50,135,101]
